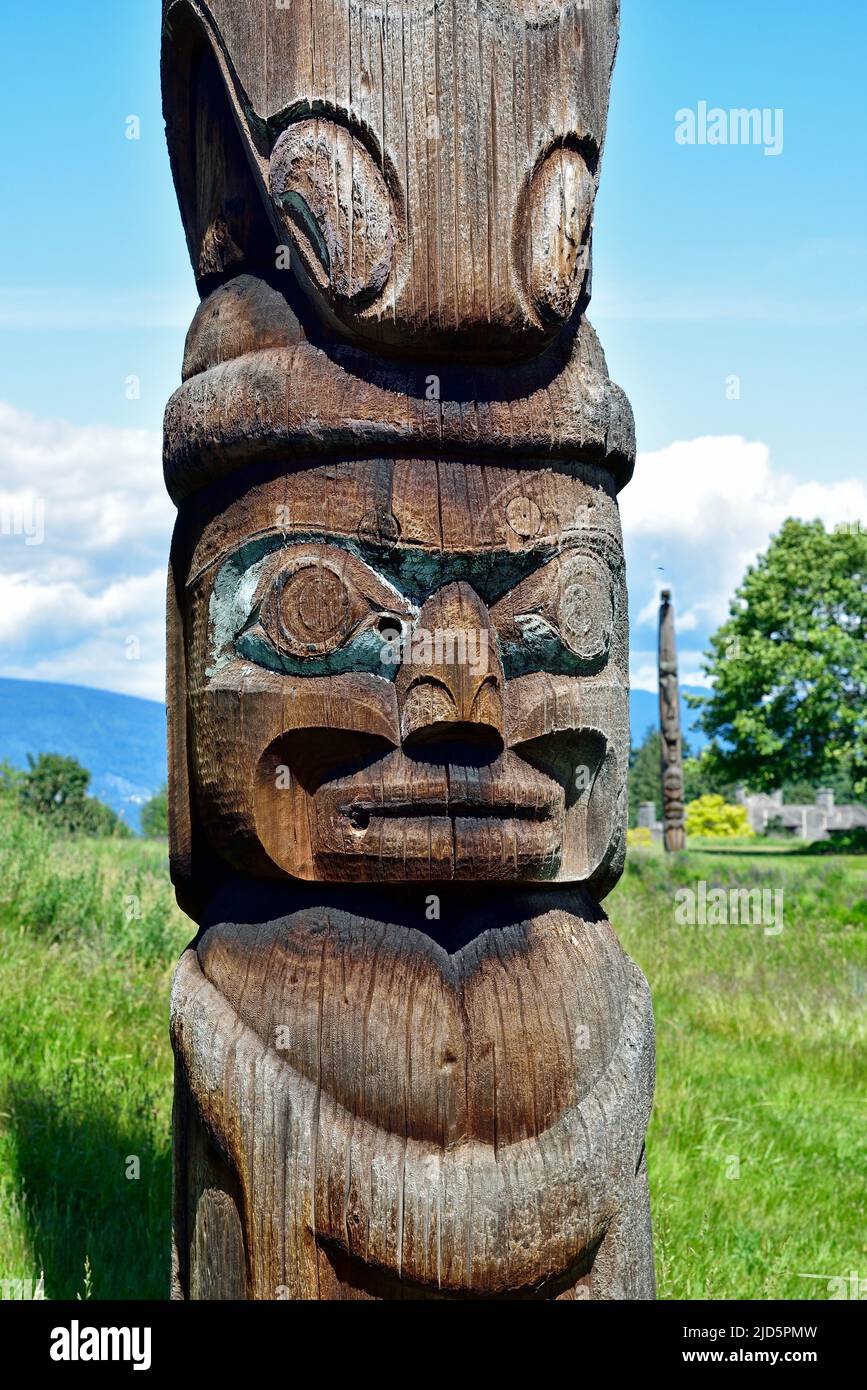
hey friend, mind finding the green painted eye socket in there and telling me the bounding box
[234,543,414,677]
[490,552,616,676]
[215,536,618,680]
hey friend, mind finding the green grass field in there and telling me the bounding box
[0,803,864,1300]
[611,843,866,1300]
[0,804,189,1301]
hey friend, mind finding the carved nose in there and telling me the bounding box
[397,583,504,752]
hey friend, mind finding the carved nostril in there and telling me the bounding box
[522,143,596,329]
[401,686,505,749]
[269,117,396,311]
[470,676,503,733]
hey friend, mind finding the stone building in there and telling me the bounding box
[736,788,867,842]
[637,802,664,841]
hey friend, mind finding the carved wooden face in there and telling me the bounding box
[163,0,634,903]
[179,458,629,891]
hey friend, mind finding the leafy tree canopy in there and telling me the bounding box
[18,753,130,837]
[140,784,168,838]
[690,519,867,796]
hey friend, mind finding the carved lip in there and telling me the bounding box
[324,751,564,829]
[318,750,566,827]
[341,798,555,830]
[254,743,593,882]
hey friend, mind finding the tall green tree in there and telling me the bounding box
[628,726,661,826]
[691,519,867,795]
[18,753,130,836]
[140,784,168,838]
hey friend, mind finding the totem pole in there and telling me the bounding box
[658,589,686,852]
[162,0,655,1299]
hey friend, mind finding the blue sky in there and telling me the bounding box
[0,0,864,702]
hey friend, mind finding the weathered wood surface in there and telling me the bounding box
[658,588,686,853]
[162,0,655,1299]
[172,889,654,1299]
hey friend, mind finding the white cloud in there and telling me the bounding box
[0,570,166,641]
[0,628,166,702]
[623,435,867,691]
[0,402,173,701]
[634,590,701,632]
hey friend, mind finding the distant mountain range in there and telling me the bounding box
[0,677,708,833]
[0,679,167,833]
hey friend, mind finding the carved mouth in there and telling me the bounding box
[252,722,621,887]
[316,1234,601,1301]
[341,797,556,831]
[256,736,620,882]
[312,755,566,879]
[323,750,564,834]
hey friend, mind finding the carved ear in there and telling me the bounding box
[162,1,274,290]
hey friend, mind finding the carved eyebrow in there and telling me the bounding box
[189,528,550,589]
[190,528,620,602]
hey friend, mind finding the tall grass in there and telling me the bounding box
[0,802,190,1299]
[610,845,867,1299]
[0,802,864,1299]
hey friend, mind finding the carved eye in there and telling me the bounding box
[238,544,413,668]
[556,557,614,662]
[490,551,615,673]
[269,118,396,311]
[521,143,596,329]
[262,562,356,658]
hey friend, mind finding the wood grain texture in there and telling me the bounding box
[162,0,621,353]
[171,889,654,1299]
[162,0,655,1299]
[659,588,687,853]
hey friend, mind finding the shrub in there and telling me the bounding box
[0,760,22,802]
[802,826,867,856]
[627,826,654,848]
[685,794,755,839]
[0,798,182,962]
[140,784,168,838]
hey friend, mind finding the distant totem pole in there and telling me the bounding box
[658,590,686,852]
[162,0,654,1299]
